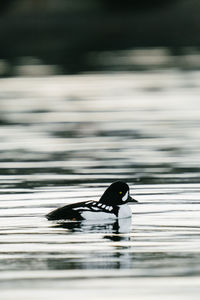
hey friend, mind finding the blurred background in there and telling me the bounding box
[0,0,200,75]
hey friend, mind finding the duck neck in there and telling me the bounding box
[99,194,115,206]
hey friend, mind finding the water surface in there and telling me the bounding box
[0,70,200,299]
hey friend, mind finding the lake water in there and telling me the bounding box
[0,68,200,299]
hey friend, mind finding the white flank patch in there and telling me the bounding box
[122,191,129,201]
[81,211,117,220]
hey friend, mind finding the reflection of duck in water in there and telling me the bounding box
[56,217,132,234]
[46,181,138,221]
[47,218,133,271]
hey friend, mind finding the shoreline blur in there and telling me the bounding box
[0,0,200,75]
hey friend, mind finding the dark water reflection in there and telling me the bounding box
[54,218,132,234]
[0,67,200,298]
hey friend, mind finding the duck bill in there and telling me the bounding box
[128,195,138,203]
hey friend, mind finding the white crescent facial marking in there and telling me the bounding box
[122,191,129,201]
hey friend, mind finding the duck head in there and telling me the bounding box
[99,181,138,206]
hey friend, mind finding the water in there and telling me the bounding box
[0,69,200,299]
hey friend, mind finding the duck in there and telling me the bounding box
[46,181,138,221]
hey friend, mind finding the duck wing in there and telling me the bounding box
[46,201,96,221]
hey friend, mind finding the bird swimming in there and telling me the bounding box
[46,181,138,221]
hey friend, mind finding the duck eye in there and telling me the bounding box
[119,191,122,194]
